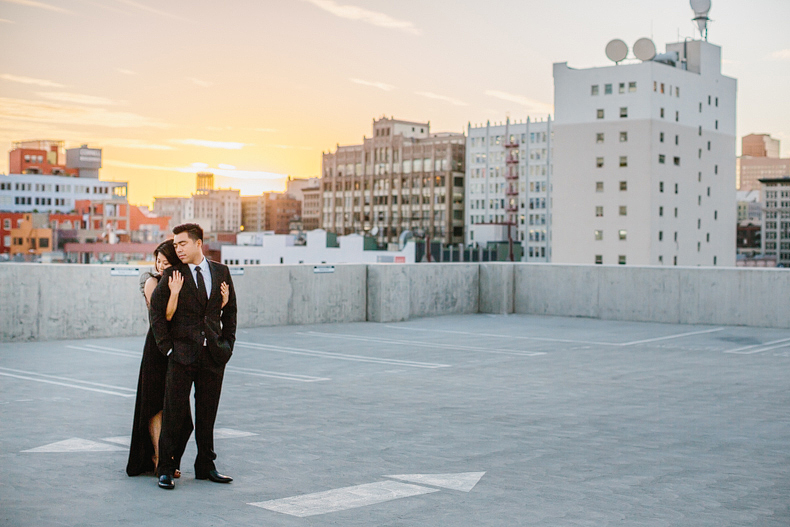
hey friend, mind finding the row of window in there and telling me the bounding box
[595,181,628,192]
[591,82,637,95]
[468,132,550,148]
[2,183,114,194]
[594,229,627,240]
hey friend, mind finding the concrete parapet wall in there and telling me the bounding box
[2,262,788,342]
[514,263,790,328]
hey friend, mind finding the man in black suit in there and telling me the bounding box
[150,223,237,490]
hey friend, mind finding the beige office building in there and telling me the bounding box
[737,134,790,191]
[320,117,466,245]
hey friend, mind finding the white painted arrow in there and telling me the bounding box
[249,472,485,517]
[22,438,125,453]
[383,472,486,492]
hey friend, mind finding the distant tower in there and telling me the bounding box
[196,172,214,195]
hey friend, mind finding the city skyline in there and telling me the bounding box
[1,0,788,207]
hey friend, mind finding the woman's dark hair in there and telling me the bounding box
[154,240,180,267]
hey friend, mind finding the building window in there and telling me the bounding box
[591,85,599,95]
[660,83,665,94]
[2,219,9,229]
[595,230,603,240]
[620,131,628,142]
[619,230,627,240]
[673,256,678,265]
[673,157,680,166]
[605,83,612,95]
[595,255,603,264]
[659,132,664,142]
[675,135,679,145]
[596,157,604,168]
[658,154,665,164]
[659,206,663,216]
[619,156,628,167]
[595,206,603,217]
[597,109,604,119]
[618,255,626,265]
[714,210,718,220]
[619,206,627,216]
[619,83,625,94]
[674,208,678,218]
[596,133,604,143]
[659,255,664,263]
[675,183,679,194]
[660,182,664,193]
[660,108,665,118]
[715,120,718,130]
[619,107,628,118]
[620,181,627,191]
[706,233,710,242]
[629,82,637,93]
[675,87,679,97]
[715,97,718,107]
[659,231,663,241]
[596,181,604,192]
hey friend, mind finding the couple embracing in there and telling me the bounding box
[126,223,237,490]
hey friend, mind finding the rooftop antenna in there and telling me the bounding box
[605,39,628,64]
[690,0,711,40]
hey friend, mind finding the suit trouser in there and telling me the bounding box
[158,346,225,477]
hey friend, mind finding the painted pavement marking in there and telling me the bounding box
[66,345,138,359]
[249,472,484,518]
[236,341,450,369]
[226,365,330,383]
[383,472,485,492]
[300,331,546,357]
[0,367,135,398]
[102,436,131,446]
[214,428,257,439]
[22,438,126,453]
[724,337,790,355]
[249,480,439,517]
[385,325,728,348]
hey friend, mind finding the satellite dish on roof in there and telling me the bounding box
[633,38,657,61]
[605,39,628,64]
[690,0,711,40]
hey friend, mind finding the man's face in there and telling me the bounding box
[173,232,202,264]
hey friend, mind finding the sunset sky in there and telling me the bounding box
[1,0,788,207]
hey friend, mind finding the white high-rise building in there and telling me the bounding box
[466,118,552,261]
[552,39,736,266]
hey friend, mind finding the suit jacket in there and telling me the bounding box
[150,259,237,367]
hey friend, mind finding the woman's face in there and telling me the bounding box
[155,252,171,273]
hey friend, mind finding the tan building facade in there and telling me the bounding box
[737,134,790,191]
[10,213,52,256]
[241,193,301,234]
[320,117,466,245]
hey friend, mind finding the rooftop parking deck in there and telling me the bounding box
[1,314,789,525]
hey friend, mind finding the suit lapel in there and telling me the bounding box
[207,260,220,306]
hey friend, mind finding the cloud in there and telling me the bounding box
[37,92,123,106]
[0,97,168,128]
[0,18,15,23]
[104,160,286,181]
[116,68,137,75]
[0,74,65,87]
[265,144,315,150]
[101,138,174,150]
[350,78,395,91]
[415,91,468,107]
[253,127,277,133]
[114,0,190,21]
[485,90,554,114]
[187,77,213,87]
[1,0,71,13]
[771,49,790,60]
[304,0,420,35]
[171,139,248,150]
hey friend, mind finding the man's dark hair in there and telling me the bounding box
[173,223,203,242]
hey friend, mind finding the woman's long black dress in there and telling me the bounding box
[126,273,192,476]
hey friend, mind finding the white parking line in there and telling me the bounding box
[385,325,728,348]
[724,337,790,355]
[235,341,450,369]
[226,365,330,382]
[0,367,135,398]
[66,345,139,358]
[300,331,545,357]
[618,327,726,346]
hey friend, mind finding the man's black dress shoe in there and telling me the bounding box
[158,474,175,489]
[196,470,233,483]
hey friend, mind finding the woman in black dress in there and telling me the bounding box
[126,241,187,477]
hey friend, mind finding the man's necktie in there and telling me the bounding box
[195,266,208,305]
